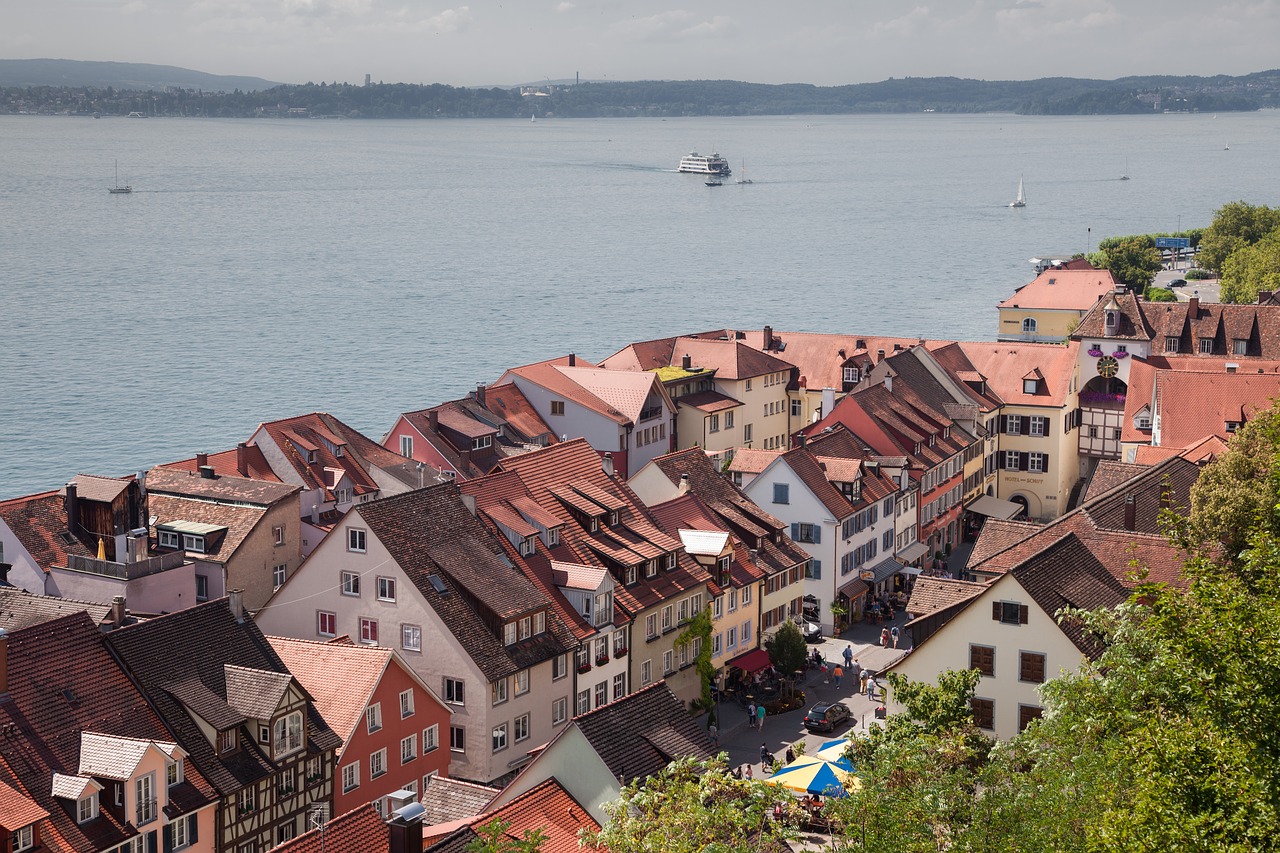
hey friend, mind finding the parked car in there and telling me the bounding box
[803,701,852,733]
[1169,278,1187,287]
[795,616,822,642]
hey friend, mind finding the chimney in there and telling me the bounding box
[884,373,893,393]
[876,349,885,362]
[1188,296,1199,317]
[475,383,487,408]
[798,432,807,448]
[678,473,690,496]
[855,339,866,350]
[568,352,576,367]
[387,801,426,853]
[838,349,846,358]
[228,589,245,623]
[601,452,615,478]
[763,325,773,350]
[681,353,692,370]
[459,448,472,472]
[749,549,758,564]
[1123,494,1136,531]
[236,442,249,476]
[427,409,439,432]
[198,465,215,479]
[64,482,78,535]
[110,595,126,626]
[310,504,319,525]
[196,452,209,469]
[0,628,8,695]
[821,387,836,419]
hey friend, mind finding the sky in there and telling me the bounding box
[5,0,1279,87]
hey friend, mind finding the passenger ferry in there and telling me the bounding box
[678,151,731,176]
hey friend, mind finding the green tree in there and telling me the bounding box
[764,620,807,677]
[1198,201,1280,273]
[1219,227,1280,303]
[465,818,546,852]
[582,756,799,852]
[675,607,716,721]
[1190,400,1280,551]
[1144,286,1177,302]
[1094,237,1163,290]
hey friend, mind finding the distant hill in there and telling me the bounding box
[0,59,282,92]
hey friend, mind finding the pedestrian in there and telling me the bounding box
[880,627,890,648]
[842,643,853,668]
[890,625,900,649]
[785,745,796,764]
[859,669,869,695]
[708,721,718,747]
[760,742,770,764]
[756,702,766,731]
[747,701,756,727]
[866,673,877,700]
[851,658,863,686]
[833,665,843,688]
[745,765,754,781]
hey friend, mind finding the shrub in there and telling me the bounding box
[1186,268,1212,280]
[1146,287,1177,302]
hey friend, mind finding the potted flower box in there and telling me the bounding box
[614,647,629,659]
[595,655,610,667]
[1087,348,1104,357]
[1112,351,1128,358]
[577,663,591,674]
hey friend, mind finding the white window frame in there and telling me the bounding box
[450,725,466,753]
[370,747,387,778]
[366,703,382,733]
[514,713,531,743]
[348,528,367,553]
[514,669,530,696]
[423,724,439,752]
[552,697,568,726]
[400,689,415,718]
[401,734,417,764]
[340,571,360,596]
[377,576,396,602]
[401,623,422,651]
[493,677,508,706]
[400,434,413,457]
[444,677,465,705]
[77,793,99,823]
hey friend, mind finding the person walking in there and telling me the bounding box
[760,742,771,765]
[851,658,863,687]
[708,722,718,748]
[880,626,890,648]
[866,673,877,701]
[833,665,843,688]
[859,669,869,695]
[785,745,796,764]
[756,702,767,732]
[745,765,754,781]
[842,643,854,668]
[747,701,757,728]
[890,625,900,649]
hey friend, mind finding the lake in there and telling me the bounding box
[1,110,1275,496]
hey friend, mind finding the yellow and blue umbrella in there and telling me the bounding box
[812,738,855,771]
[765,755,857,797]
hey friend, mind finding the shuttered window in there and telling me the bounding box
[1019,652,1046,683]
[1018,704,1044,732]
[970,644,995,677]
[993,601,1029,625]
[971,698,994,730]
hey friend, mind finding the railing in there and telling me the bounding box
[136,797,158,826]
[65,550,187,579]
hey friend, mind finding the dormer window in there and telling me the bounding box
[306,450,318,464]
[472,435,493,450]
[504,622,517,645]
[1105,310,1116,328]
[535,611,545,634]
[218,728,237,754]
[545,527,560,546]
[273,710,304,760]
[609,510,620,527]
[625,565,638,585]
[589,517,600,533]
[929,434,936,447]
[158,530,180,549]
[183,534,205,553]
[665,553,677,570]
[1023,378,1038,395]
[10,825,34,852]
[594,592,613,627]
[646,559,658,578]
[166,758,184,787]
[77,793,99,824]
[520,535,537,556]
[519,616,532,640]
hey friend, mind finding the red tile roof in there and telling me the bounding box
[603,335,794,381]
[997,268,1118,311]
[0,612,216,853]
[266,637,398,751]
[423,778,601,853]
[1153,370,1280,448]
[0,490,92,573]
[271,804,388,853]
[256,412,404,500]
[692,328,921,393]
[503,356,669,426]
[159,444,282,482]
[948,341,1079,407]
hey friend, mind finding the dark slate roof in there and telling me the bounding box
[572,681,713,785]
[0,612,216,853]
[1007,532,1130,657]
[1082,461,1151,503]
[1079,456,1200,534]
[144,467,300,506]
[104,597,341,797]
[356,483,575,681]
[419,776,502,824]
[0,587,111,631]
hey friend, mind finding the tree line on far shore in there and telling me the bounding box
[3,70,1277,118]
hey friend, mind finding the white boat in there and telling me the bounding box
[531,113,536,122]
[1009,175,1026,208]
[678,151,731,176]
[1120,158,1130,181]
[108,160,132,194]
[735,159,753,184]
[705,178,723,187]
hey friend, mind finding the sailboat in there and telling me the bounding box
[1120,158,1130,181]
[531,113,537,122]
[1224,141,1230,151]
[735,159,753,185]
[1008,175,1026,208]
[108,160,132,194]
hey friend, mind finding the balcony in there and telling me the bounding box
[136,797,158,826]
[65,550,187,580]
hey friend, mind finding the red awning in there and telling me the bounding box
[726,648,772,674]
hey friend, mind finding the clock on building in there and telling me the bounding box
[1096,355,1119,378]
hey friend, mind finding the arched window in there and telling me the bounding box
[1022,317,1037,334]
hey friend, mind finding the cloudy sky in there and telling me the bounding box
[5,0,1277,87]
